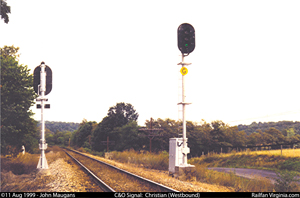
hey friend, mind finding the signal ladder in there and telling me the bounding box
[177,65,183,137]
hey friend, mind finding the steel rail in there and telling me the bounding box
[64,147,179,192]
[64,150,115,192]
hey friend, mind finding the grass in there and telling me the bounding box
[247,148,300,157]
[274,170,300,192]
[188,148,300,192]
[1,146,68,192]
[96,148,300,192]
[189,148,300,173]
[5,146,292,192]
[78,147,104,157]
[108,149,169,170]
[1,153,39,175]
[175,163,275,192]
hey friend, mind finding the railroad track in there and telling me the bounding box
[64,148,179,192]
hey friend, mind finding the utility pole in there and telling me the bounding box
[101,136,115,152]
[139,117,163,153]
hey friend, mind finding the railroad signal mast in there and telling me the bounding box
[169,23,195,175]
[34,62,52,169]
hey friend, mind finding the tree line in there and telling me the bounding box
[1,45,300,156]
[69,102,300,156]
[38,121,79,133]
[238,121,300,136]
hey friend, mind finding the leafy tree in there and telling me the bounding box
[46,133,54,146]
[289,135,300,145]
[190,120,213,155]
[261,131,276,145]
[92,102,139,151]
[0,0,10,24]
[57,137,64,145]
[282,128,300,145]
[233,129,247,147]
[145,118,179,151]
[1,46,38,155]
[225,126,246,148]
[111,121,141,151]
[70,130,77,147]
[287,128,295,138]
[264,127,285,144]
[43,128,73,146]
[53,131,63,145]
[247,132,262,146]
[210,120,229,149]
[74,120,96,148]
[91,116,110,151]
[63,131,72,146]
[107,102,139,129]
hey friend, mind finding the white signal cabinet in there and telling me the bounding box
[169,138,184,174]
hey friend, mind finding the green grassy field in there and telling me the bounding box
[187,148,300,192]
[189,148,300,173]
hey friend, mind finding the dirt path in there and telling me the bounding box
[207,167,300,184]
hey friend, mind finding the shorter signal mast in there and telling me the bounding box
[34,62,52,169]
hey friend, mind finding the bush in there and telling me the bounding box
[84,147,92,154]
[77,147,86,153]
[1,153,39,175]
[146,151,168,170]
[274,170,300,192]
[278,159,300,172]
[92,151,104,157]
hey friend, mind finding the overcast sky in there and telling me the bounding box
[1,0,300,126]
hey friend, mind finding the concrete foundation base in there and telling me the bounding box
[37,155,48,169]
[174,164,195,179]
[37,169,51,176]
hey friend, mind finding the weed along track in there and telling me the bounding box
[64,148,178,192]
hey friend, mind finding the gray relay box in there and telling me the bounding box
[169,138,185,174]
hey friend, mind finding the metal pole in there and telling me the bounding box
[150,118,153,153]
[182,55,187,166]
[176,55,192,168]
[107,136,109,152]
[37,62,48,169]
